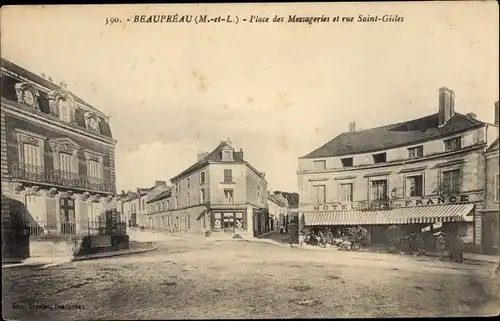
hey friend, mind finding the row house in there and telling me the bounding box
[297,87,498,252]
[268,192,289,231]
[147,138,269,236]
[479,101,499,254]
[1,58,117,259]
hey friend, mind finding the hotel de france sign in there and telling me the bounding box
[302,194,477,212]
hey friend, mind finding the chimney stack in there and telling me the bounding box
[197,152,209,161]
[495,101,499,126]
[155,180,166,187]
[466,112,477,119]
[438,87,455,126]
[348,122,356,132]
[226,137,232,147]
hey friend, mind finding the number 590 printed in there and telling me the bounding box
[105,17,121,25]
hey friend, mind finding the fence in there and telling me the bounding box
[21,219,127,238]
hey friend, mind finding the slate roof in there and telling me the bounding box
[147,189,172,204]
[170,141,245,181]
[1,58,102,114]
[301,113,485,159]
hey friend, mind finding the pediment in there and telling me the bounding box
[49,137,81,153]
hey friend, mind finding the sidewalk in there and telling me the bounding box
[2,241,158,268]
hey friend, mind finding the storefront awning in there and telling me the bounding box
[303,203,475,226]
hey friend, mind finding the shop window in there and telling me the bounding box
[235,212,244,229]
[406,175,423,197]
[223,213,234,229]
[214,213,222,229]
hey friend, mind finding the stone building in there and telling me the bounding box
[147,138,268,236]
[1,58,117,259]
[479,101,499,254]
[268,192,289,231]
[296,88,498,251]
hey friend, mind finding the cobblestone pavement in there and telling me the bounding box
[2,234,499,320]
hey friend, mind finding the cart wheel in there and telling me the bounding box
[352,243,362,251]
[339,243,348,251]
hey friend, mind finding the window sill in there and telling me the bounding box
[221,181,236,184]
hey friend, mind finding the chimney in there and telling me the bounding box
[41,72,46,78]
[238,148,244,160]
[438,87,455,126]
[348,122,356,132]
[495,101,499,126]
[155,180,166,187]
[197,152,209,161]
[466,112,477,119]
[260,172,266,179]
[48,76,53,82]
[226,137,232,147]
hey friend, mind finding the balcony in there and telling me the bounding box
[8,163,115,194]
[359,198,393,211]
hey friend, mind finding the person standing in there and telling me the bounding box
[451,234,465,262]
[436,233,447,260]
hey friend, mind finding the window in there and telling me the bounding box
[224,189,234,202]
[59,100,71,122]
[339,183,353,202]
[341,158,353,167]
[444,137,461,151]
[496,173,499,203]
[408,146,424,159]
[59,198,76,235]
[441,169,461,194]
[187,178,191,188]
[371,180,388,201]
[166,199,170,209]
[222,150,232,161]
[186,193,190,207]
[59,153,73,173]
[88,159,100,178]
[312,185,326,203]
[372,153,387,164]
[224,169,233,183]
[313,160,326,170]
[185,215,191,230]
[200,172,205,184]
[174,197,178,208]
[22,143,41,167]
[200,188,206,203]
[141,199,145,210]
[406,175,423,197]
[160,201,164,211]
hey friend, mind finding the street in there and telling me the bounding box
[2,233,499,320]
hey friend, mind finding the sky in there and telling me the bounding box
[1,3,499,193]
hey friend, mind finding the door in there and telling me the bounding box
[59,198,76,235]
[223,212,235,233]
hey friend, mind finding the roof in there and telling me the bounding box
[1,58,104,116]
[301,113,485,159]
[170,141,245,181]
[486,138,499,153]
[268,193,288,207]
[147,189,172,203]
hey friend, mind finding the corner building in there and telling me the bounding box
[1,58,117,259]
[147,138,269,236]
[297,88,498,252]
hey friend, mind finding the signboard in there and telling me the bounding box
[301,194,477,212]
[90,235,112,248]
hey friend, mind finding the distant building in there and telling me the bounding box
[1,58,117,259]
[147,138,268,236]
[479,101,499,254]
[268,192,289,231]
[297,88,498,252]
[119,181,169,227]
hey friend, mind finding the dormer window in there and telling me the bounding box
[84,112,101,134]
[444,137,461,151]
[341,157,353,167]
[373,152,387,164]
[222,147,233,161]
[47,87,76,123]
[313,160,326,170]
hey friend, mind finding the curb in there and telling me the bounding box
[71,245,159,262]
[2,263,48,269]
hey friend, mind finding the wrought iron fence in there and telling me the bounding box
[19,219,127,237]
[8,163,116,193]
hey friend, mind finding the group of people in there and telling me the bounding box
[436,232,465,263]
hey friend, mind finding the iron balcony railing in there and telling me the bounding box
[8,163,116,194]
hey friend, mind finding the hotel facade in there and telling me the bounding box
[297,88,498,252]
[146,138,269,236]
[1,58,117,259]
